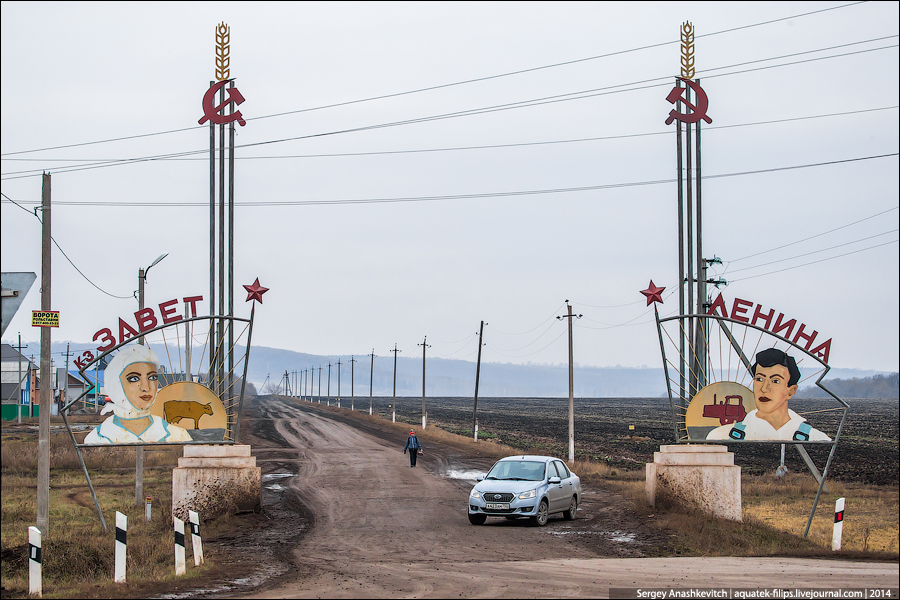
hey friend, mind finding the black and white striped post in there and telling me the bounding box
[28,526,41,596]
[114,512,127,583]
[189,510,204,566]
[174,516,186,576]
[832,497,845,551]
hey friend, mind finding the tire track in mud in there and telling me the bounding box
[177,395,315,598]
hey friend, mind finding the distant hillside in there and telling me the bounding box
[22,342,899,399]
[797,372,899,398]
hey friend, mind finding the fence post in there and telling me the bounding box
[832,497,845,551]
[189,510,204,566]
[28,526,41,596]
[114,512,127,583]
[174,516,186,575]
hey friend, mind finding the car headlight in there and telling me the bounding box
[517,489,536,500]
[470,489,482,499]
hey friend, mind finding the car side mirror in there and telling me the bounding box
[476,475,484,482]
[548,476,561,484]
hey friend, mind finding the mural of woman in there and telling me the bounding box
[83,344,192,444]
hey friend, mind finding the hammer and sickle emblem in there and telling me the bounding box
[665,77,712,125]
[199,80,247,126]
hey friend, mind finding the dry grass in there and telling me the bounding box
[0,429,233,598]
[600,473,899,558]
[742,474,899,554]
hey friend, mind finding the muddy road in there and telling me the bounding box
[201,395,897,598]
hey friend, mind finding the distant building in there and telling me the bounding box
[1,343,35,420]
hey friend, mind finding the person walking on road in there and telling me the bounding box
[403,429,422,467]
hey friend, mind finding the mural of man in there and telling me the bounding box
[707,347,831,442]
[83,344,192,444]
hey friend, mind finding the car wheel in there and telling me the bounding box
[563,496,577,520]
[468,513,487,525]
[530,500,549,527]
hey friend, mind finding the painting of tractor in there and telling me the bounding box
[702,394,748,426]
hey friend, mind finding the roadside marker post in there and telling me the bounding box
[174,517,186,575]
[832,497,845,551]
[189,510,204,566]
[114,512,127,583]
[28,526,41,596]
[145,497,152,522]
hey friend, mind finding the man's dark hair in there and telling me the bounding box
[751,348,800,387]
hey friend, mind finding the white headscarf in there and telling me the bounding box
[102,344,161,420]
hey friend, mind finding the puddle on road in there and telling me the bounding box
[443,468,485,481]
[262,473,294,481]
[549,530,636,543]
[158,565,287,599]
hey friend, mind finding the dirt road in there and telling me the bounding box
[219,395,898,598]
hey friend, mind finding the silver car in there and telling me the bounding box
[467,455,581,526]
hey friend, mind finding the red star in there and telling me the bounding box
[243,278,269,303]
[640,280,666,306]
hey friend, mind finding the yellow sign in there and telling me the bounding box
[628,425,635,431]
[32,311,59,327]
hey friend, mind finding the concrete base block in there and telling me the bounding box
[173,445,261,521]
[646,445,742,522]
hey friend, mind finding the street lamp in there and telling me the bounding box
[137,253,169,346]
[134,252,167,508]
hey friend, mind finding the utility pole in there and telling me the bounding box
[473,321,486,442]
[37,173,51,536]
[390,344,401,422]
[557,301,582,464]
[349,356,357,410]
[136,252,166,507]
[327,362,331,405]
[16,334,27,424]
[336,359,342,408]
[418,336,430,429]
[368,349,375,416]
[317,366,322,403]
[61,343,72,411]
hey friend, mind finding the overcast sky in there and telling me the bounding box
[2,1,898,374]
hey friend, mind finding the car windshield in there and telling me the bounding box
[485,460,545,481]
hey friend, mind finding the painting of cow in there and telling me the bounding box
[163,400,214,430]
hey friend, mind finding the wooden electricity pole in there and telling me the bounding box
[557,301,581,464]
[368,350,375,416]
[37,173,51,536]
[472,321,486,442]
[418,336,430,429]
[390,344,401,422]
[336,359,342,408]
[349,356,356,410]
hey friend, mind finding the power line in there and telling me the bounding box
[3,42,895,180]
[729,206,899,262]
[0,1,865,158]
[728,239,899,283]
[5,105,894,164]
[726,229,899,275]
[0,192,133,299]
[4,152,894,207]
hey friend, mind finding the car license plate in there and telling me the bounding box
[485,502,509,510]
